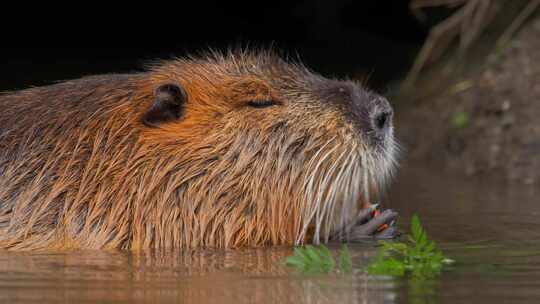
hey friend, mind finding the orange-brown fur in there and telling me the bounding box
[0,50,396,250]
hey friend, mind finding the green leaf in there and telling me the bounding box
[285,215,453,278]
[411,214,429,248]
[368,257,406,276]
[304,245,322,264]
[284,256,305,267]
[319,245,336,271]
[294,247,309,262]
[452,111,469,129]
[339,244,353,273]
[410,215,422,241]
[284,245,338,274]
[366,214,453,279]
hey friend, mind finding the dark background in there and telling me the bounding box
[0,1,440,91]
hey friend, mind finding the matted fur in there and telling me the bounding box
[0,50,397,250]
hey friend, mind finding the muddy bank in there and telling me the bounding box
[396,16,540,185]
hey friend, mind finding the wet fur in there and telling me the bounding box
[0,51,397,250]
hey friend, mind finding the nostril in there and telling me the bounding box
[374,111,391,130]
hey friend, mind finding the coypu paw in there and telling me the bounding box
[333,206,400,242]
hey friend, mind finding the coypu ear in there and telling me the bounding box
[143,83,187,127]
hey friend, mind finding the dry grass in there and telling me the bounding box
[403,0,540,89]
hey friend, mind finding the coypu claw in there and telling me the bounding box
[341,208,401,242]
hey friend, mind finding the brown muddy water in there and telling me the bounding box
[1,165,539,304]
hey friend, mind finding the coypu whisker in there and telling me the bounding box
[313,146,348,243]
[339,151,362,241]
[328,148,357,242]
[297,139,339,244]
[323,149,354,242]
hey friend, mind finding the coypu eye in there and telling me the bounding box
[246,100,278,108]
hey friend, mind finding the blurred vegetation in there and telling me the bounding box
[451,111,469,128]
[403,0,540,90]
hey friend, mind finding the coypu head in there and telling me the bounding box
[136,50,398,248]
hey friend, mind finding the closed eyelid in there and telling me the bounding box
[246,99,279,108]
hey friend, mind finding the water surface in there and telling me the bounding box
[1,165,539,303]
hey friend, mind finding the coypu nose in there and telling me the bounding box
[370,97,393,136]
[373,109,392,131]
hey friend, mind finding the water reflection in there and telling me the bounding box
[0,247,400,303]
[1,165,540,303]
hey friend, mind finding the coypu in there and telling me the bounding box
[0,50,399,250]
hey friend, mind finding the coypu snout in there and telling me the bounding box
[337,85,394,146]
[369,96,393,139]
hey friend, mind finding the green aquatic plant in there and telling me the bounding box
[284,244,352,274]
[367,215,454,278]
[451,111,469,129]
[285,215,452,278]
[338,244,353,273]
